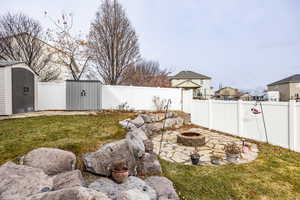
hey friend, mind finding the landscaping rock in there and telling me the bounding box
[130,115,144,127]
[154,113,165,122]
[148,122,164,132]
[118,189,151,200]
[145,176,179,200]
[22,147,76,175]
[137,153,162,176]
[0,162,52,200]
[126,128,148,158]
[166,112,177,119]
[139,114,153,123]
[143,139,154,153]
[164,118,177,128]
[26,187,110,200]
[89,176,157,200]
[164,117,184,128]
[83,139,136,176]
[177,112,191,125]
[52,170,85,190]
[119,119,136,130]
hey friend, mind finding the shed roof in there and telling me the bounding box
[0,60,24,67]
[268,74,300,86]
[170,71,211,80]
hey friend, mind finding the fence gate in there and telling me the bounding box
[66,80,101,111]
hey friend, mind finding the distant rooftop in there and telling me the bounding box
[0,60,24,67]
[170,70,211,80]
[268,74,300,86]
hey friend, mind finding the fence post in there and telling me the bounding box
[289,100,296,151]
[237,100,244,137]
[208,99,213,130]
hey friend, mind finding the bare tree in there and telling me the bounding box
[88,0,140,85]
[45,12,91,80]
[121,59,171,87]
[0,12,60,81]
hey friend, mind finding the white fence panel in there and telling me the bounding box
[243,102,289,148]
[182,89,193,113]
[191,100,209,127]
[101,85,182,111]
[191,100,300,152]
[211,101,238,135]
[37,82,66,110]
[296,104,300,152]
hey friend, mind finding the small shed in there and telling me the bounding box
[0,60,38,115]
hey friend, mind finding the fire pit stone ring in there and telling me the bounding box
[177,132,206,147]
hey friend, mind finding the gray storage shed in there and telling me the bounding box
[0,61,38,115]
[66,80,101,111]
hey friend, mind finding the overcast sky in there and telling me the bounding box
[1,0,300,90]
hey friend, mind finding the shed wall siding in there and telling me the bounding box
[0,68,6,115]
[0,67,12,115]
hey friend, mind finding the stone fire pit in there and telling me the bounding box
[177,132,205,147]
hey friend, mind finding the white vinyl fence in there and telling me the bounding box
[37,82,66,110]
[101,85,182,111]
[191,100,300,152]
[37,82,183,111]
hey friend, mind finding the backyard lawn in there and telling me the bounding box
[0,113,300,200]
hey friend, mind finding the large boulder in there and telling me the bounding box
[118,189,151,200]
[26,187,110,200]
[145,176,179,200]
[129,115,144,127]
[22,148,76,175]
[83,139,136,176]
[139,114,153,123]
[126,128,148,158]
[119,119,136,130]
[52,170,85,190]
[137,153,162,176]
[0,162,52,200]
[164,117,184,128]
[147,122,164,133]
[89,176,157,200]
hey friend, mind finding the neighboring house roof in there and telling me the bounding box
[0,60,24,67]
[170,70,211,80]
[215,87,238,94]
[268,74,300,86]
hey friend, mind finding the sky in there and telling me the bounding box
[1,0,300,90]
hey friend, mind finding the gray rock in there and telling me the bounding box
[177,113,191,125]
[126,128,148,158]
[154,113,165,122]
[145,176,179,200]
[130,115,144,127]
[22,148,76,175]
[83,139,136,176]
[143,140,154,153]
[138,153,162,176]
[118,189,151,200]
[89,176,157,200]
[119,119,136,130]
[26,187,110,200]
[165,112,177,119]
[139,114,153,123]
[52,170,85,190]
[140,124,156,138]
[164,118,177,128]
[164,117,184,128]
[148,122,164,132]
[0,162,52,200]
[174,117,184,128]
